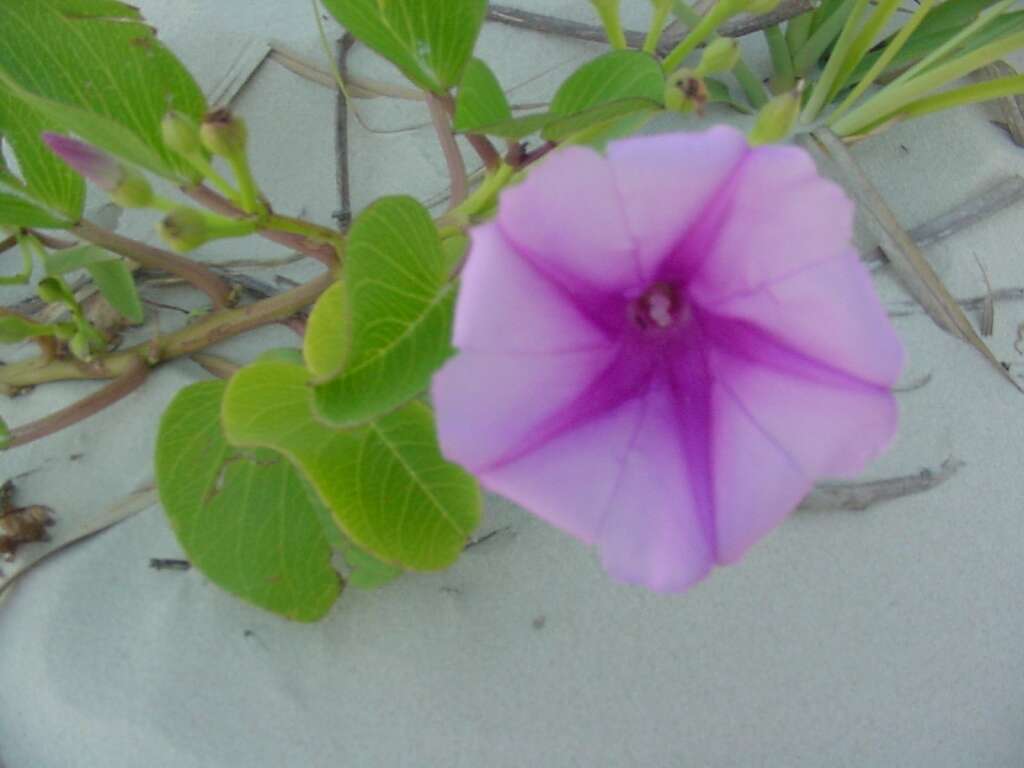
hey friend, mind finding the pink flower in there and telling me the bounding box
[43,133,123,193]
[432,126,903,592]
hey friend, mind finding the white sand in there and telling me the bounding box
[2,3,1024,766]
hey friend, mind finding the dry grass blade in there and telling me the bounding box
[800,457,964,511]
[887,286,1024,318]
[811,128,1020,391]
[972,254,995,336]
[862,176,1024,264]
[985,60,1024,147]
[269,43,423,100]
[208,39,271,108]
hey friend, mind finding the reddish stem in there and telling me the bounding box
[4,357,149,449]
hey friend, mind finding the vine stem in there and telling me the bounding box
[0,272,335,389]
[182,184,340,265]
[437,93,500,172]
[426,92,468,209]
[72,220,234,309]
[3,357,149,449]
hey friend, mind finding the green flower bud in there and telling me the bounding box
[664,69,708,114]
[157,207,209,253]
[749,86,802,146]
[161,111,202,158]
[37,277,69,305]
[69,331,92,362]
[697,38,740,76]
[109,167,154,209]
[200,109,248,159]
[157,207,258,252]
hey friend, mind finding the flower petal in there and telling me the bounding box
[605,126,748,283]
[708,347,899,563]
[464,380,713,592]
[433,346,616,473]
[703,249,904,387]
[687,143,854,304]
[596,379,714,592]
[454,222,615,352]
[497,147,640,293]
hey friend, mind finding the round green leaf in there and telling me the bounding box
[313,196,455,427]
[155,381,343,622]
[222,362,481,572]
[304,279,348,381]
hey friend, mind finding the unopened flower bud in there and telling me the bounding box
[69,331,92,361]
[698,38,740,76]
[108,167,154,209]
[664,69,708,114]
[749,86,802,146]
[161,111,202,157]
[200,109,248,158]
[43,134,153,208]
[157,207,209,252]
[36,277,68,305]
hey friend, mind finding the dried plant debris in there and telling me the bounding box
[862,177,1024,265]
[149,558,191,571]
[800,458,964,513]
[887,287,1024,318]
[0,480,55,563]
[986,61,1024,148]
[973,254,996,337]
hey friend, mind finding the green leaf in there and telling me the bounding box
[0,93,84,219]
[86,259,143,323]
[303,279,348,381]
[256,347,305,366]
[0,315,59,343]
[543,98,661,142]
[453,58,512,133]
[469,111,556,140]
[42,243,111,275]
[0,417,9,450]
[472,51,665,140]
[222,361,481,572]
[549,51,666,116]
[0,190,71,229]
[42,244,142,323]
[313,197,455,427]
[441,234,470,275]
[846,0,1011,85]
[321,0,487,93]
[155,381,342,622]
[0,0,207,188]
[339,539,403,589]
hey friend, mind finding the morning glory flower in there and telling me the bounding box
[432,126,903,592]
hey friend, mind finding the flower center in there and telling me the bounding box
[629,282,689,332]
